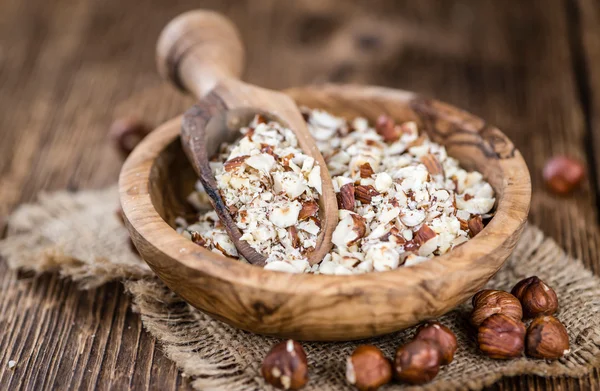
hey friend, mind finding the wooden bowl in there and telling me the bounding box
[119,84,531,341]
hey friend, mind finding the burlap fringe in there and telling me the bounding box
[1,187,599,390]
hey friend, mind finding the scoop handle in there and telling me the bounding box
[156,10,245,99]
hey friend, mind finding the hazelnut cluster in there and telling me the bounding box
[260,276,568,389]
[345,321,457,389]
[471,276,569,360]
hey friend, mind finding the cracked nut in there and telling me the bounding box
[261,340,308,390]
[526,315,570,360]
[375,114,402,142]
[338,183,356,210]
[470,290,523,327]
[108,116,151,157]
[511,276,558,318]
[543,156,585,195]
[414,321,457,365]
[346,345,392,391]
[394,339,441,385]
[478,313,526,359]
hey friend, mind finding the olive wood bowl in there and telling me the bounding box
[119,84,531,341]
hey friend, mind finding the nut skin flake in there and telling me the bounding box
[180,110,495,275]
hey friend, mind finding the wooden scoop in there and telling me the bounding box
[156,11,338,266]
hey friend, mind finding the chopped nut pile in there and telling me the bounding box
[305,109,494,274]
[178,115,323,273]
[179,109,496,274]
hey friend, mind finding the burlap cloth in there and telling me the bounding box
[1,186,599,390]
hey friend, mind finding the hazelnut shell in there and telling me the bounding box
[478,313,526,359]
[346,345,392,391]
[108,116,151,157]
[470,290,523,327]
[543,156,585,195]
[261,340,308,390]
[414,321,457,365]
[394,339,440,385]
[511,276,558,318]
[526,315,570,359]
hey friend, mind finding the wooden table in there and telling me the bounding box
[1,0,599,389]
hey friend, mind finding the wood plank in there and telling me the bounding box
[0,0,599,389]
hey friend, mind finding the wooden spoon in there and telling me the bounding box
[156,11,338,266]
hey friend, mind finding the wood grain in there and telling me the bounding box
[158,10,338,266]
[121,83,530,340]
[1,0,599,388]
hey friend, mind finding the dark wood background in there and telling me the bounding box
[1,0,600,389]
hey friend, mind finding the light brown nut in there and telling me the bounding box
[261,340,308,390]
[420,154,443,176]
[407,135,427,148]
[478,313,526,359]
[108,116,152,157]
[467,215,484,237]
[414,224,436,247]
[471,290,523,327]
[359,162,375,178]
[349,214,367,245]
[355,185,380,204]
[298,201,319,220]
[287,226,300,249]
[190,231,207,247]
[543,156,585,195]
[394,339,441,385]
[375,115,402,143]
[511,276,558,318]
[414,321,457,365]
[223,155,249,172]
[346,345,392,391]
[526,315,570,360]
[338,183,356,210]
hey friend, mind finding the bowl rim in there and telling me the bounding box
[119,84,531,297]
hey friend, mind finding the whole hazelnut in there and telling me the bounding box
[346,345,392,391]
[478,313,526,359]
[543,156,585,195]
[413,321,457,365]
[511,276,558,318]
[526,316,570,360]
[394,339,441,384]
[108,116,152,157]
[470,290,523,327]
[261,340,308,390]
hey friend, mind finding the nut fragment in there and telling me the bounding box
[190,231,207,247]
[108,116,152,157]
[478,313,526,359]
[414,224,436,248]
[394,339,441,384]
[511,276,558,318]
[420,154,443,176]
[526,315,570,360]
[414,321,457,365]
[287,226,300,249]
[338,183,356,210]
[298,201,319,220]
[543,156,585,195]
[224,155,249,172]
[350,214,367,244]
[471,290,523,327]
[346,345,392,391]
[359,162,375,178]
[375,115,401,142]
[467,215,483,237]
[355,185,380,204]
[261,340,309,390]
